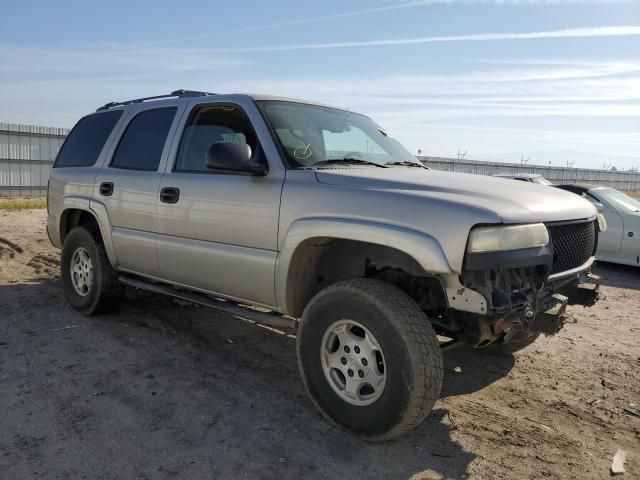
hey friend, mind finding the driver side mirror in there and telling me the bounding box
[206,141,267,176]
[593,202,605,213]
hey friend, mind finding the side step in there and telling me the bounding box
[119,275,298,331]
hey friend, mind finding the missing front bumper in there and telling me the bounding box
[558,272,601,307]
[462,273,602,348]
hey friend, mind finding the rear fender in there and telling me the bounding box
[56,196,117,267]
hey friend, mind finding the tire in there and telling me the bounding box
[297,278,443,441]
[484,332,540,355]
[60,226,124,315]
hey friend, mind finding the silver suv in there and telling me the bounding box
[47,90,601,440]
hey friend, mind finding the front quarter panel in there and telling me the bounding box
[277,170,501,273]
[275,170,503,314]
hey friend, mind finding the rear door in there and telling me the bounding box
[94,103,184,277]
[155,97,285,306]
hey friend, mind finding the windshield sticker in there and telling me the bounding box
[294,144,312,160]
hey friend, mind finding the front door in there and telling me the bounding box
[155,101,285,306]
[599,211,624,254]
[586,192,624,254]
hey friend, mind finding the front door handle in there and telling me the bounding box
[99,182,114,196]
[160,187,180,204]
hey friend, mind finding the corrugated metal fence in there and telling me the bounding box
[0,122,69,197]
[418,156,640,192]
[1,121,639,196]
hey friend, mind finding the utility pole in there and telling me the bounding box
[457,150,467,161]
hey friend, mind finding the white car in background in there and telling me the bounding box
[493,173,553,185]
[557,184,640,267]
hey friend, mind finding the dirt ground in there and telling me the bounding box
[1,209,638,480]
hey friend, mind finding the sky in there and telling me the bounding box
[1,0,639,169]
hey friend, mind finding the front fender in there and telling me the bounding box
[275,217,452,313]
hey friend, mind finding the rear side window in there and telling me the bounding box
[54,110,122,168]
[110,107,177,171]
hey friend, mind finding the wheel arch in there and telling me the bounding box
[58,198,117,266]
[275,218,452,317]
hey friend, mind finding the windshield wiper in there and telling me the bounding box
[311,158,388,168]
[385,161,428,169]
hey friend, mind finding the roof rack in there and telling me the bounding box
[96,89,216,112]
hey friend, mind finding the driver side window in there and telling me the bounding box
[174,105,258,172]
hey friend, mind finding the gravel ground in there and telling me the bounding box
[1,209,638,479]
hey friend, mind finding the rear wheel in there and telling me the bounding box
[297,279,443,441]
[61,227,124,315]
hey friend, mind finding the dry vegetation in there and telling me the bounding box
[0,197,47,210]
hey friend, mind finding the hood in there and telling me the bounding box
[314,167,596,224]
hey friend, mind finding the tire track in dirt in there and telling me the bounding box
[0,236,24,259]
[26,254,60,275]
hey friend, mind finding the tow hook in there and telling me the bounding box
[494,306,535,343]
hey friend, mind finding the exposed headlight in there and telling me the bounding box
[467,223,549,253]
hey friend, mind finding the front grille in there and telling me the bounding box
[547,220,597,274]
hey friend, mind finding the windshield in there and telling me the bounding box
[532,176,553,185]
[258,101,420,168]
[593,187,640,213]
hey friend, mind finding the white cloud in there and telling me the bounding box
[197,26,640,53]
[0,45,246,75]
[1,45,638,162]
[201,64,640,107]
[125,0,640,48]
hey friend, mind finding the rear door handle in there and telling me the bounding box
[99,182,114,196]
[160,187,180,204]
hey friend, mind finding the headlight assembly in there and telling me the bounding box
[467,223,550,253]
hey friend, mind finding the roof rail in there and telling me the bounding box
[96,89,216,112]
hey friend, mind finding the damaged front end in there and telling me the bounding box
[449,219,602,348]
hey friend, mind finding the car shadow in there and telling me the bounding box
[441,347,515,398]
[1,280,478,480]
[594,261,640,291]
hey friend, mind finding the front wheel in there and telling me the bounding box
[297,279,443,441]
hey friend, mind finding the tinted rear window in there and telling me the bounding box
[110,107,177,171]
[54,110,123,168]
